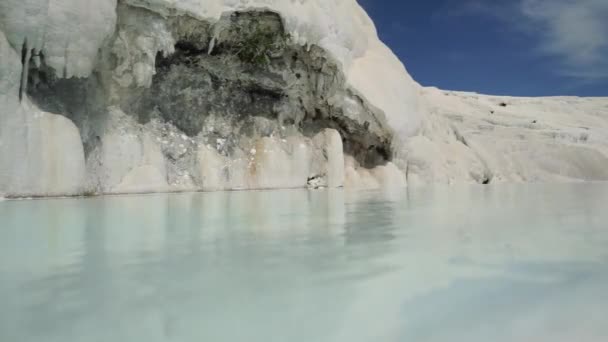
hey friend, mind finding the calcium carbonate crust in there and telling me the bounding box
[1,0,607,198]
[0,0,423,197]
[407,88,608,186]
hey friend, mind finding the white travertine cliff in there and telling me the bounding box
[0,0,606,197]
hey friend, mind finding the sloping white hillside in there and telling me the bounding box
[404,88,608,185]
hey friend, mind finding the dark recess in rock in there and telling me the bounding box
[24,52,107,156]
[24,8,395,171]
[124,10,394,168]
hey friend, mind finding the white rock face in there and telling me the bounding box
[193,130,344,191]
[0,104,87,197]
[2,0,420,197]
[1,0,607,198]
[311,129,345,188]
[85,108,169,194]
[0,31,86,197]
[403,88,608,186]
[0,0,117,78]
[344,156,406,190]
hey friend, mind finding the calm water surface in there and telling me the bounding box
[1,183,608,341]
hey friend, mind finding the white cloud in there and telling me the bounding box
[520,0,608,79]
[436,0,608,80]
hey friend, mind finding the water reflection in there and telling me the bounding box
[1,183,608,341]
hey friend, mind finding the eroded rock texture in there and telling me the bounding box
[121,9,393,168]
[5,0,602,198]
[2,5,401,196]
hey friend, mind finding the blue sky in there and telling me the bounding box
[358,0,608,96]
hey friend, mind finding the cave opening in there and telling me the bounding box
[135,10,395,168]
[23,8,395,171]
[24,51,107,156]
